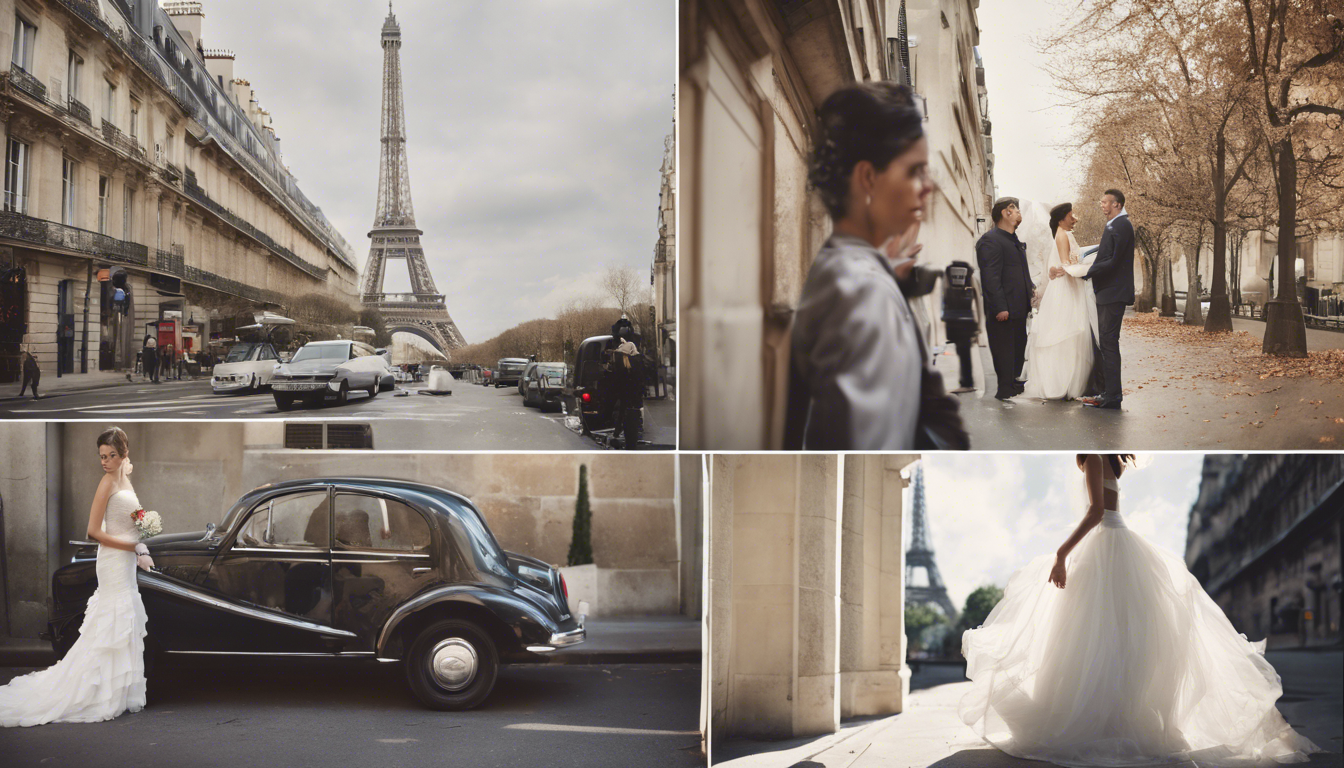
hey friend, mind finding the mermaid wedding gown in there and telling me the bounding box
[0,489,148,727]
[960,475,1321,767]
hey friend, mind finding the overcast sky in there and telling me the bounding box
[977,0,1082,208]
[916,453,1205,611]
[200,0,673,342]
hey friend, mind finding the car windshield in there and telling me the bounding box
[291,344,349,363]
[224,343,258,363]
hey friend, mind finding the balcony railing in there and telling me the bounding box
[66,97,92,125]
[101,119,146,161]
[365,292,446,304]
[182,175,328,281]
[0,210,148,266]
[0,209,285,304]
[8,66,46,100]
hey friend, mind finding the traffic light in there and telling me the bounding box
[109,267,131,314]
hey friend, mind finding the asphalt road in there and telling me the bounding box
[0,658,704,768]
[0,376,676,450]
[940,312,1344,450]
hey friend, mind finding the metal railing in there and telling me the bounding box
[0,210,148,266]
[0,209,287,304]
[66,97,92,125]
[366,292,446,304]
[101,119,145,160]
[182,175,328,281]
[8,66,46,100]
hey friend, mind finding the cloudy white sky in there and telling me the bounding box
[976,0,1083,207]
[200,0,673,342]
[915,453,1205,611]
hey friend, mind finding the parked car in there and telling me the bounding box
[210,341,282,394]
[564,334,645,446]
[47,477,586,710]
[522,363,567,411]
[270,340,394,410]
[518,363,537,396]
[493,358,529,388]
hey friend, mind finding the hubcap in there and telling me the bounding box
[428,638,477,691]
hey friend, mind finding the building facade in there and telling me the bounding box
[709,453,918,744]
[653,124,675,373]
[679,0,995,449]
[0,0,357,383]
[1185,454,1343,649]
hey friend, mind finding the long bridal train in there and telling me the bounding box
[0,489,148,727]
[959,492,1320,766]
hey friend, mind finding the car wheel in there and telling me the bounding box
[381,375,394,392]
[405,619,499,711]
[274,394,296,411]
[334,380,349,405]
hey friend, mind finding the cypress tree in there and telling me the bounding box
[567,464,593,566]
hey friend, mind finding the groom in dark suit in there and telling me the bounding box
[976,197,1034,401]
[1078,188,1134,409]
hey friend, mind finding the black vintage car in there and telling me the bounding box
[565,334,645,447]
[46,478,586,710]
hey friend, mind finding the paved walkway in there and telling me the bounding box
[715,651,1342,767]
[938,312,1344,449]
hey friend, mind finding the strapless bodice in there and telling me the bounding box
[105,489,140,538]
[1100,476,1123,527]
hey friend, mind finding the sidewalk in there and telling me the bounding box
[936,311,1344,449]
[716,651,1342,767]
[0,615,702,668]
[0,368,170,402]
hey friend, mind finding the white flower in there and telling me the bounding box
[133,509,163,539]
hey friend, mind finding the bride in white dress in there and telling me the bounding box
[1021,202,1098,400]
[0,427,152,727]
[960,454,1321,767]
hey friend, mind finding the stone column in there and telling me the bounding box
[0,423,57,638]
[712,454,842,742]
[840,454,917,717]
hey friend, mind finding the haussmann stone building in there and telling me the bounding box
[1185,453,1343,649]
[679,0,996,449]
[0,0,357,385]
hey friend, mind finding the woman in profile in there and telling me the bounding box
[960,454,1320,766]
[0,427,153,726]
[786,82,938,450]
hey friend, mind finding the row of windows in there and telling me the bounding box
[237,492,432,552]
[5,138,134,236]
[13,16,152,147]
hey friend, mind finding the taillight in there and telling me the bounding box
[560,573,568,599]
[581,392,591,402]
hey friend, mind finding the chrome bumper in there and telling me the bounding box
[211,377,253,391]
[548,624,587,647]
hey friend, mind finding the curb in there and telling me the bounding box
[544,650,701,665]
[0,647,701,668]
[0,377,193,403]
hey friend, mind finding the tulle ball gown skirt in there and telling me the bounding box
[959,511,1321,767]
[0,545,148,727]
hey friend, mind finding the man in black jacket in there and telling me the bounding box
[1056,188,1134,409]
[975,197,1034,400]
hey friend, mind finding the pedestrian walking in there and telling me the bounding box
[18,344,40,399]
[942,260,982,393]
[142,335,159,384]
[160,343,174,382]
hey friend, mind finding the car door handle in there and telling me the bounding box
[412,567,432,574]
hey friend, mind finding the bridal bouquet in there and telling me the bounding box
[132,507,163,539]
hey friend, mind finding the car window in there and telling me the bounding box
[224,343,256,363]
[236,492,329,548]
[291,344,350,363]
[258,346,277,361]
[335,494,431,552]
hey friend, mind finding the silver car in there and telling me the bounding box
[271,340,395,410]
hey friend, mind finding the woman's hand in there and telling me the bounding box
[1048,556,1067,589]
[136,553,155,571]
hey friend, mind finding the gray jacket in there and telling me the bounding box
[790,234,922,450]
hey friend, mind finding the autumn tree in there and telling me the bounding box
[1241,1,1344,355]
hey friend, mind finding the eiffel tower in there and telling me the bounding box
[359,3,466,354]
[905,463,959,620]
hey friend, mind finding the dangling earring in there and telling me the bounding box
[866,195,872,207]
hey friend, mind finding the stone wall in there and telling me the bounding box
[0,423,58,638]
